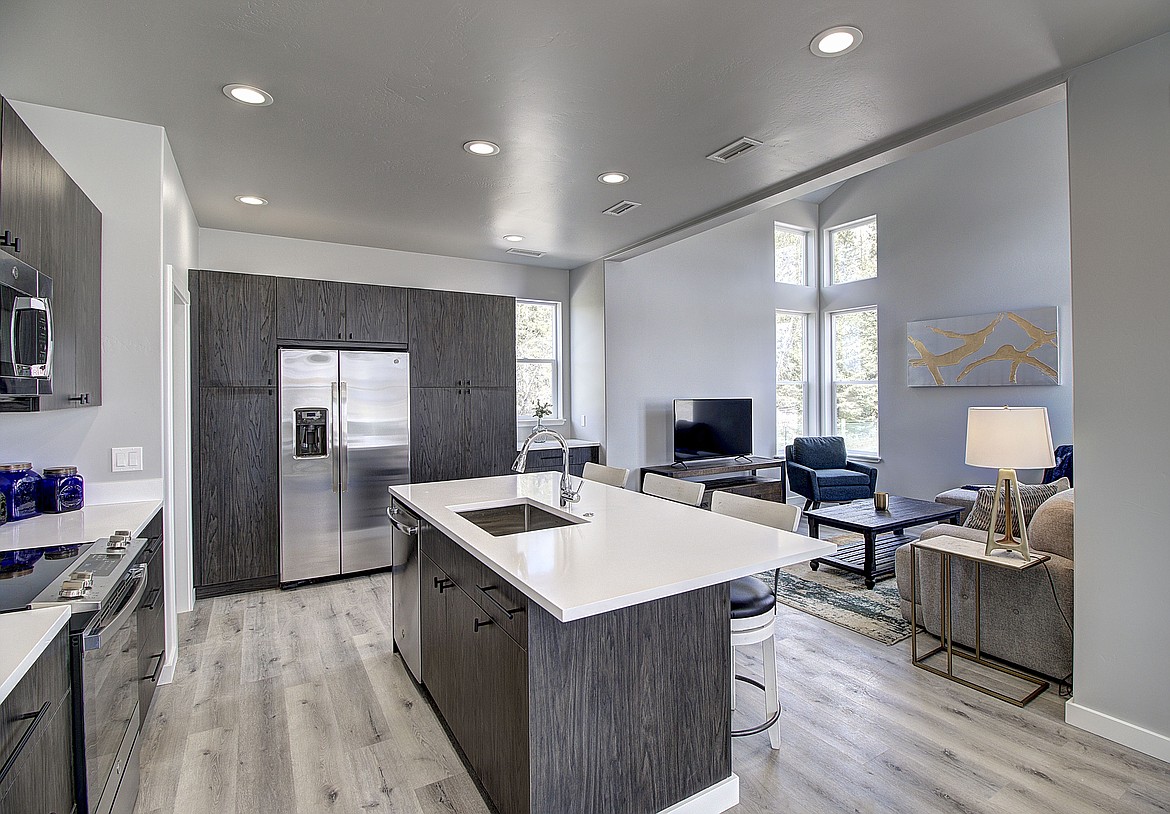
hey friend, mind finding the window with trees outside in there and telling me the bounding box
[774,223,809,285]
[775,311,808,449]
[828,216,877,284]
[829,307,878,455]
[516,299,561,419]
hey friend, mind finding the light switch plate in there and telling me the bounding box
[111,447,143,472]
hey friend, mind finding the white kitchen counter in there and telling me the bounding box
[0,499,162,553]
[516,438,600,451]
[0,606,70,703]
[390,472,833,622]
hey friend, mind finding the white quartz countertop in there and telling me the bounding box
[0,500,163,553]
[516,438,600,451]
[390,472,834,622]
[0,606,70,703]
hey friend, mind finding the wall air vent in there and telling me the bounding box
[506,247,546,258]
[705,137,763,163]
[603,200,642,216]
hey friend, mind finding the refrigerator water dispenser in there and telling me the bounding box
[294,408,329,459]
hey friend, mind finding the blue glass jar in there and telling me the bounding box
[0,492,7,526]
[40,466,85,513]
[0,463,42,521]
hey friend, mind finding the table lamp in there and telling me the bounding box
[965,406,1055,560]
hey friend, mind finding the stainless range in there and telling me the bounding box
[28,531,149,814]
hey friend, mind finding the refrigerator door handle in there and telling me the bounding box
[340,380,349,492]
[331,381,340,493]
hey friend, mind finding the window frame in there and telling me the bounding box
[824,305,879,458]
[775,309,812,453]
[824,215,878,286]
[515,298,564,423]
[773,222,812,286]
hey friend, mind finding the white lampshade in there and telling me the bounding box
[965,406,1055,470]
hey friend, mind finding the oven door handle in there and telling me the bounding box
[82,566,147,652]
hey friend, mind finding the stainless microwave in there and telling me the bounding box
[0,246,53,400]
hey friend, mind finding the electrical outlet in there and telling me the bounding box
[111,447,143,472]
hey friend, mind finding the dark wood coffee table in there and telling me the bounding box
[805,496,962,589]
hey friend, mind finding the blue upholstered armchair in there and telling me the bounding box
[784,436,878,510]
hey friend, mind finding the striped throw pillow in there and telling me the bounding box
[963,478,1071,533]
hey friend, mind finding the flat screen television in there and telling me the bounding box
[673,398,752,462]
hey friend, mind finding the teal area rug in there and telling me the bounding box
[754,536,913,645]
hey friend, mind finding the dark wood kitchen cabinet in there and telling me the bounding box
[192,269,277,387]
[408,289,515,388]
[138,523,167,717]
[0,627,74,814]
[277,276,408,345]
[410,386,516,483]
[0,97,103,411]
[194,386,279,594]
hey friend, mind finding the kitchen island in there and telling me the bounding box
[390,472,833,814]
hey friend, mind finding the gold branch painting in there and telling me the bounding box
[907,307,1059,387]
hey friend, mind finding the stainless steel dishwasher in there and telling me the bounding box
[388,499,423,683]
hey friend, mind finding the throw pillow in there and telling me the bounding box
[963,478,1071,533]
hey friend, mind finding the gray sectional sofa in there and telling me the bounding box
[894,488,1074,681]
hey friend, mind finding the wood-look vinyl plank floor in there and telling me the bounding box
[135,572,1169,814]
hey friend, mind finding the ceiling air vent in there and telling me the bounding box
[506,247,546,258]
[705,137,763,163]
[603,200,642,216]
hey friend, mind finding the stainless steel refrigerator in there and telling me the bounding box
[279,348,410,583]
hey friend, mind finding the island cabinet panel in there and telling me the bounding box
[408,289,516,388]
[344,283,408,344]
[418,525,732,814]
[0,627,74,814]
[193,270,277,387]
[277,276,344,342]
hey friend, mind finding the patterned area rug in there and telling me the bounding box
[754,533,913,645]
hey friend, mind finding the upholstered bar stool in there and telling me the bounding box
[710,491,802,750]
[582,461,630,488]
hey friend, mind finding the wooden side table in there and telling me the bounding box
[909,534,1050,706]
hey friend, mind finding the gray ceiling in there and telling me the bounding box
[2,1,1168,271]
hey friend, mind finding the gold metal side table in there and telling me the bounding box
[909,534,1050,706]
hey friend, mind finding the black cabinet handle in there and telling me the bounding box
[0,702,50,785]
[143,652,165,683]
[68,394,90,404]
[477,585,523,620]
[142,587,162,611]
[473,617,494,632]
[0,230,20,254]
[433,576,454,593]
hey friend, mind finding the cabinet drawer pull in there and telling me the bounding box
[142,587,162,611]
[0,701,50,785]
[477,585,523,620]
[473,617,494,632]
[143,652,165,683]
[433,576,454,592]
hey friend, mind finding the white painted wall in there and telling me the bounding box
[817,101,1073,499]
[568,259,606,449]
[1064,32,1170,762]
[603,200,818,479]
[3,101,168,503]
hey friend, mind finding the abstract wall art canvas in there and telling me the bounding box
[907,307,1059,387]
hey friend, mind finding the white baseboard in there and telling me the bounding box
[658,775,739,814]
[1066,700,1170,763]
[157,653,177,687]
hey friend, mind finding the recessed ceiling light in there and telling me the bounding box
[810,26,863,57]
[235,195,268,206]
[598,172,629,185]
[502,234,525,242]
[223,84,273,106]
[464,140,500,156]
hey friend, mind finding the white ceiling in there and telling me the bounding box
[1,1,1168,270]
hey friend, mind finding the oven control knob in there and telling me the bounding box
[70,570,94,588]
[59,579,88,599]
[107,530,132,550]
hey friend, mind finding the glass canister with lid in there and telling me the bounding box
[0,463,43,521]
[40,466,85,513]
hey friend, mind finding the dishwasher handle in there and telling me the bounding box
[387,506,419,536]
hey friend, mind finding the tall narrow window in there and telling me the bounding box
[830,307,878,455]
[828,216,877,284]
[516,300,561,419]
[775,311,808,450]
[774,223,809,285]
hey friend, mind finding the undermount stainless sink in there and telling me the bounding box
[455,499,586,537]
